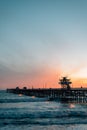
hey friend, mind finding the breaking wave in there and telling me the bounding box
[1,91,87,126]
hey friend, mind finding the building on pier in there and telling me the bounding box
[59,77,72,90]
[7,77,87,103]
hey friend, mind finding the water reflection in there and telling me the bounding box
[69,103,75,108]
[18,94,23,96]
[31,96,35,98]
[60,103,75,109]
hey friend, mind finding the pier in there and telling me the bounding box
[7,77,87,103]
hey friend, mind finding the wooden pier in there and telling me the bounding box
[7,77,87,103]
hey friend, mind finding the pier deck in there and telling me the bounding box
[7,88,87,103]
[7,77,87,103]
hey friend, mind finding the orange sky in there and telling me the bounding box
[1,66,87,90]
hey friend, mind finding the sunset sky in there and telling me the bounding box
[0,0,87,89]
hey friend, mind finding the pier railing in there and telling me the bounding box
[7,88,87,103]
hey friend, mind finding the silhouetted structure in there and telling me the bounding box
[7,77,87,103]
[59,77,72,90]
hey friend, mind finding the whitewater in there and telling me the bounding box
[0,90,87,130]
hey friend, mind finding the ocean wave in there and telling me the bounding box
[0,109,87,119]
[0,98,48,103]
[0,117,87,126]
[1,91,87,126]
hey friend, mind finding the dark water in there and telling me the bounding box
[0,91,87,130]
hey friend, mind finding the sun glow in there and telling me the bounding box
[71,67,87,78]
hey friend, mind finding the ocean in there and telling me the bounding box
[0,90,87,130]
